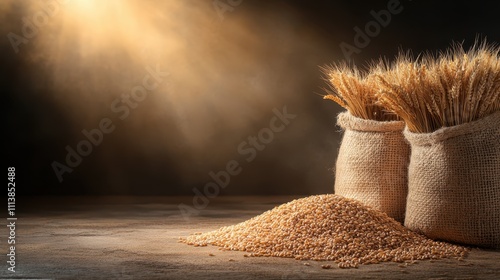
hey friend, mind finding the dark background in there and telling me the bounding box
[3,0,499,196]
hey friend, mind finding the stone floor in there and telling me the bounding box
[2,196,499,279]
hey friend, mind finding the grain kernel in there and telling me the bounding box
[321,264,332,269]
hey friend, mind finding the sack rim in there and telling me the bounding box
[337,111,405,132]
[404,110,500,146]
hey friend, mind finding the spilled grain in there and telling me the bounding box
[180,195,468,268]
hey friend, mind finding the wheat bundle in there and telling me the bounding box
[323,62,399,121]
[377,44,500,133]
[323,64,409,223]
[377,44,500,248]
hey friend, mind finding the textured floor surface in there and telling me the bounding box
[2,196,499,279]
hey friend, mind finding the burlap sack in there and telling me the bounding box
[404,111,500,248]
[335,112,409,223]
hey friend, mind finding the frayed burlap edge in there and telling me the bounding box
[404,111,500,146]
[337,111,405,132]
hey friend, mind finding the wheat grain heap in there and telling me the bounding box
[180,195,468,268]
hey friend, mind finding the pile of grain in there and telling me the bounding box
[180,195,468,268]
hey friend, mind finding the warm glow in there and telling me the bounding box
[3,0,331,189]
[3,0,285,158]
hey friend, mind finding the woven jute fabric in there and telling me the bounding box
[404,111,500,248]
[335,112,409,223]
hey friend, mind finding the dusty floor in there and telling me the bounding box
[2,196,499,279]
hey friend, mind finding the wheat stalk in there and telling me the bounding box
[322,62,400,121]
[376,42,500,133]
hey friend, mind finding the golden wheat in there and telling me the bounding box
[322,62,400,121]
[376,43,500,133]
[181,195,468,268]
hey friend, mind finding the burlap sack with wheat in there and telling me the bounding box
[335,112,409,223]
[404,111,500,248]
